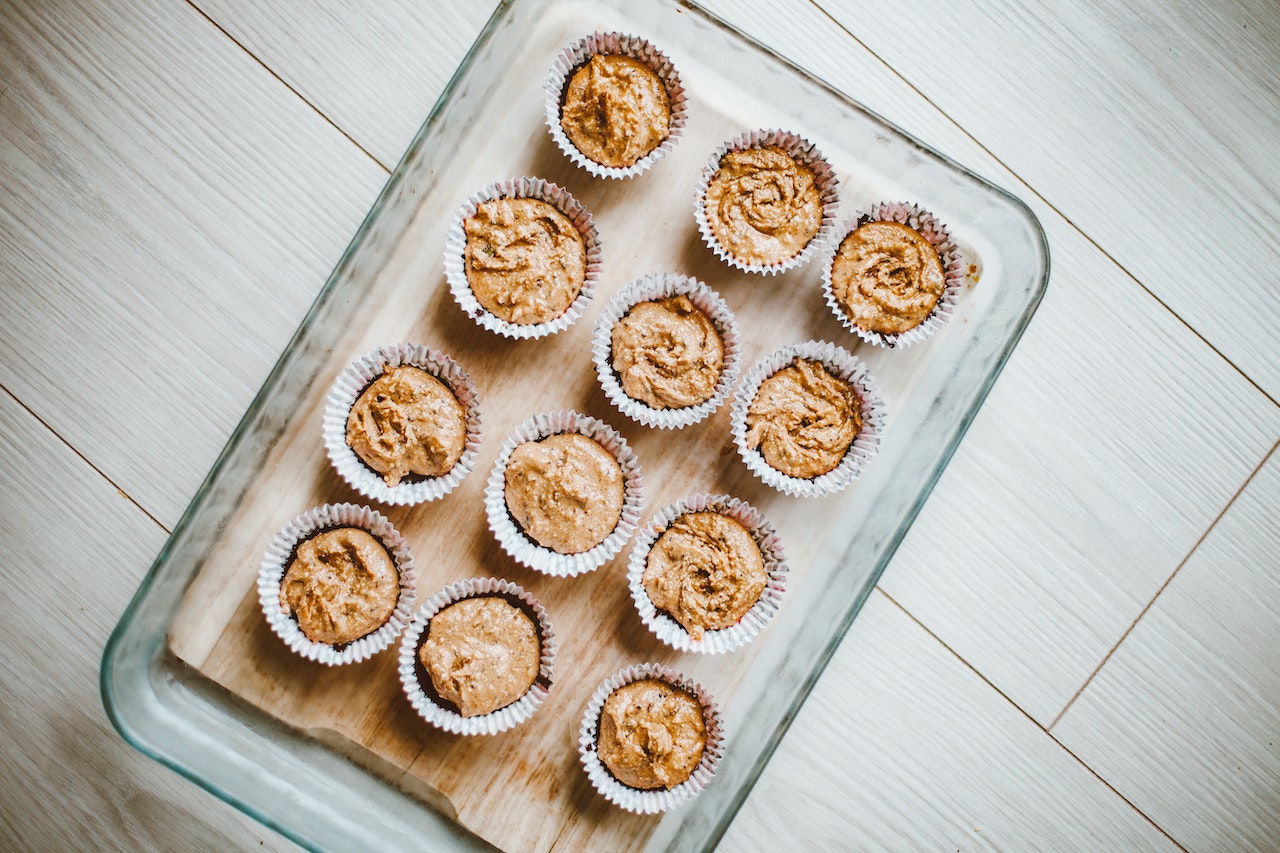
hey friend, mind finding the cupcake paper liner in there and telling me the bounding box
[484,410,644,576]
[821,201,965,349]
[591,274,742,429]
[544,32,688,180]
[627,494,788,654]
[323,343,483,506]
[693,128,840,276]
[730,340,887,497]
[258,502,417,665]
[578,663,724,814]
[444,177,602,339]
[398,577,556,736]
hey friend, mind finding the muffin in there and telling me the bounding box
[445,178,601,339]
[324,344,482,506]
[579,663,723,813]
[731,341,887,497]
[629,494,788,654]
[485,410,645,576]
[592,274,741,429]
[823,201,964,348]
[465,197,585,326]
[562,54,670,168]
[259,503,416,665]
[399,577,556,735]
[695,129,838,274]
[599,678,705,789]
[346,365,466,487]
[545,32,688,179]
[746,358,861,480]
[418,596,540,717]
[280,527,400,646]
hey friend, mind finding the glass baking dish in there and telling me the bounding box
[101,0,1048,850]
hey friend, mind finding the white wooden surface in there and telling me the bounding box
[1,0,1278,850]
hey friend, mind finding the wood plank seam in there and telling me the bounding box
[874,586,1188,850]
[0,382,169,534]
[807,0,1279,408]
[186,0,390,173]
[1046,437,1280,731]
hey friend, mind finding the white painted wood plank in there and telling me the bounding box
[815,0,1280,400]
[192,0,496,169]
[0,391,295,852]
[1054,448,1280,852]
[0,0,387,528]
[721,591,1176,851]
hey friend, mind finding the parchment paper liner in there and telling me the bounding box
[730,340,887,497]
[258,502,416,665]
[591,274,741,429]
[444,177,602,339]
[821,200,965,348]
[693,128,839,275]
[484,409,644,576]
[397,577,555,736]
[544,31,688,180]
[323,343,482,506]
[578,663,724,813]
[627,494,788,654]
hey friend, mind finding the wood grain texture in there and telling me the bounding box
[193,0,496,169]
[0,391,295,852]
[721,591,1177,851]
[1054,447,1280,851]
[815,0,1280,400]
[0,0,387,529]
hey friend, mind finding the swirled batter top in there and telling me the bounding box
[610,295,724,410]
[504,433,625,554]
[346,365,466,487]
[419,596,540,717]
[597,678,706,790]
[464,198,586,325]
[279,527,399,646]
[745,358,861,479]
[704,145,823,266]
[830,220,946,335]
[642,511,766,640]
[561,54,671,169]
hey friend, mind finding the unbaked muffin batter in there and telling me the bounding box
[642,511,766,639]
[704,144,822,266]
[610,295,724,410]
[279,527,399,646]
[560,54,671,168]
[464,197,586,325]
[504,433,625,554]
[346,365,467,487]
[745,358,861,479]
[419,596,540,717]
[830,220,946,334]
[597,678,706,790]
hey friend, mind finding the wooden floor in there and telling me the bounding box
[1,0,1277,849]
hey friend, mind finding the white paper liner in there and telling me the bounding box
[730,341,887,497]
[627,494,788,654]
[397,577,556,736]
[821,201,965,349]
[323,343,483,506]
[544,32,688,180]
[258,503,416,665]
[693,128,840,275]
[591,274,742,429]
[484,410,644,576]
[578,663,724,813]
[444,177,602,339]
